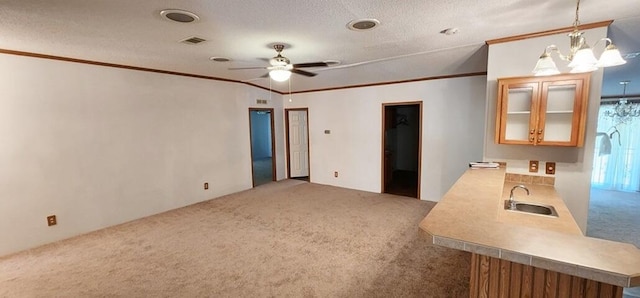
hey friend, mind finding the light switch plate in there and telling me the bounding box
[529,160,539,173]
[545,162,556,175]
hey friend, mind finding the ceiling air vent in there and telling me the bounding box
[347,18,380,31]
[160,9,200,23]
[181,36,206,45]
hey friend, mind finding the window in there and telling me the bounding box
[592,103,640,191]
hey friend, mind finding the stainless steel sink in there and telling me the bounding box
[504,200,558,217]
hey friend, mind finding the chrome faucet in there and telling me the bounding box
[509,185,530,209]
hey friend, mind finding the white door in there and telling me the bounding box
[288,110,309,177]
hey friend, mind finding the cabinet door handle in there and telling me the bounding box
[530,129,535,134]
[529,137,535,142]
[538,137,542,142]
[538,129,544,134]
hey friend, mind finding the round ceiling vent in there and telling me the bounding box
[347,19,380,31]
[209,57,231,62]
[160,9,200,23]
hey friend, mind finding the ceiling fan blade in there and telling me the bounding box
[228,66,268,70]
[260,73,269,78]
[292,62,329,68]
[292,69,317,77]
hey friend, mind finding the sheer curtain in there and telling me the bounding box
[591,103,640,192]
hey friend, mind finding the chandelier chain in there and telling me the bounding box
[573,0,581,27]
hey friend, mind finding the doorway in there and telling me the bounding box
[249,108,276,187]
[285,108,310,181]
[588,98,640,297]
[382,102,422,198]
[587,99,640,246]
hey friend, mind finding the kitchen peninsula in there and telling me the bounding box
[419,167,640,297]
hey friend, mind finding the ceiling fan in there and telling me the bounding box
[229,44,329,81]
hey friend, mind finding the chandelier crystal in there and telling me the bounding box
[532,0,626,76]
[604,81,640,125]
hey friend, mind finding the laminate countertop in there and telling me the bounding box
[418,167,640,288]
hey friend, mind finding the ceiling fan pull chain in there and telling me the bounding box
[288,77,293,102]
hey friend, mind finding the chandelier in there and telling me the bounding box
[604,81,640,125]
[532,0,626,76]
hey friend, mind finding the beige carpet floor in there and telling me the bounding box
[586,188,640,298]
[0,180,470,297]
[587,188,640,248]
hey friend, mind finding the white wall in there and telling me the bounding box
[484,27,608,232]
[284,76,487,201]
[0,53,285,256]
[0,52,485,256]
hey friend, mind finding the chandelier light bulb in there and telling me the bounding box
[532,52,560,76]
[597,44,627,67]
[567,47,598,69]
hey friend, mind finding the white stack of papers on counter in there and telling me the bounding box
[469,162,500,169]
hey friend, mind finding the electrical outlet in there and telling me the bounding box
[334,171,338,178]
[204,182,209,190]
[545,162,556,175]
[529,160,539,173]
[47,215,57,226]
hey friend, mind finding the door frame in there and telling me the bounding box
[381,101,423,199]
[285,108,311,180]
[248,108,276,187]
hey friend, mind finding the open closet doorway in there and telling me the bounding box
[285,108,310,181]
[249,108,276,187]
[382,102,422,198]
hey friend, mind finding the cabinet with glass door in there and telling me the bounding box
[495,73,590,147]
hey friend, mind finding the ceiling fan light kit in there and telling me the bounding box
[269,67,293,82]
[532,0,626,76]
[229,44,330,82]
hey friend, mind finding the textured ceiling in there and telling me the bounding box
[0,0,639,93]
